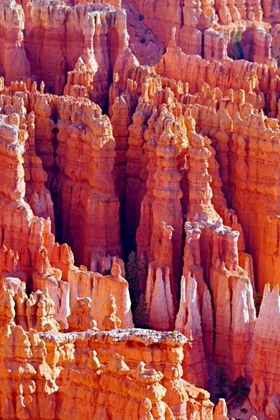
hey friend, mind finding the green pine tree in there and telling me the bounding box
[214,365,228,400]
[126,252,149,327]
[126,251,147,307]
[126,251,139,306]
[229,376,250,403]
[229,29,243,60]
[133,293,150,328]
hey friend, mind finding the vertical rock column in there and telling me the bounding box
[136,107,158,260]
[125,98,153,248]
[150,105,186,294]
[185,114,220,224]
[138,97,188,329]
[111,92,132,211]
[249,285,280,412]
[56,97,122,268]
[180,112,256,383]
[1,0,30,85]
[175,275,209,388]
[0,115,33,257]
[0,111,59,280]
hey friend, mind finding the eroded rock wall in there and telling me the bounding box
[1,0,280,418]
[0,326,214,420]
[124,0,275,65]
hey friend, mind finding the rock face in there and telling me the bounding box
[125,0,276,64]
[0,1,30,85]
[12,89,121,268]
[0,326,214,420]
[111,55,258,392]
[249,285,280,412]
[2,0,280,418]
[54,96,122,267]
[0,79,133,334]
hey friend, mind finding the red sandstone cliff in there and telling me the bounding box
[1,0,280,418]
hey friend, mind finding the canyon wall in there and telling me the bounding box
[0,325,214,420]
[1,0,280,418]
[124,0,276,65]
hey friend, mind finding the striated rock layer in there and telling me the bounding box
[2,0,280,419]
[0,326,214,420]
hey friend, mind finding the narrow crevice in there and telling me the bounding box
[50,127,63,244]
[180,0,184,28]
[201,31,205,59]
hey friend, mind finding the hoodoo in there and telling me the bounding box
[1,0,280,418]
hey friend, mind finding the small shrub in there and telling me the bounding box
[229,376,250,404]
[229,29,243,60]
[231,43,243,60]
[233,29,242,43]
[254,292,263,316]
[133,293,150,328]
[102,268,111,276]
[126,252,149,327]
[126,251,147,306]
[214,365,229,400]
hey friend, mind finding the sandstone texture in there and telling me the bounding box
[1,0,280,419]
[0,325,215,420]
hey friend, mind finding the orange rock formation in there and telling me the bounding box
[0,325,214,419]
[2,0,280,418]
